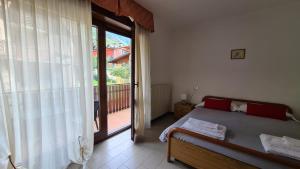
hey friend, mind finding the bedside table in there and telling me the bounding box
[174,101,195,119]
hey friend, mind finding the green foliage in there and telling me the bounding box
[92,30,131,86]
[93,63,130,86]
[110,64,130,80]
[107,63,130,84]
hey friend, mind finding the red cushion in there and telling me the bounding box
[204,98,231,111]
[246,103,287,120]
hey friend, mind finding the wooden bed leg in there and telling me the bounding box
[168,157,175,163]
[167,156,171,162]
[167,146,171,162]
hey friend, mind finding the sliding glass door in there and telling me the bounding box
[92,15,135,142]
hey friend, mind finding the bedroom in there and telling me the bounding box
[0,0,300,169]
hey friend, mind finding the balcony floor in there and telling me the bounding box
[94,108,131,134]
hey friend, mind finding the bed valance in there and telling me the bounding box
[92,0,155,32]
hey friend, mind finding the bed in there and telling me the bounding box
[159,96,300,169]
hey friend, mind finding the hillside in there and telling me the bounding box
[106,32,130,47]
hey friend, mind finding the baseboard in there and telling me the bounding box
[151,112,174,123]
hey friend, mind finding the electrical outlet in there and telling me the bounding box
[193,85,199,91]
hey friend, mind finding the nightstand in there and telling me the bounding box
[174,101,195,119]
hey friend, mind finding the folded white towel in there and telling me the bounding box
[180,118,226,140]
[260,134,300,161]
[187,118,219,129]
[282,136,300,148]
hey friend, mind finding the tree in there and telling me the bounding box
[109,63,130,84]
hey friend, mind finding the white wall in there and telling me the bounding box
[150,18,172,85]
[169,3,300,117]
[149,18,173,119]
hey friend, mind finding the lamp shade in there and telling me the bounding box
[180,94,187,101]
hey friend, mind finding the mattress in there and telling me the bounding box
[159,107,300,169]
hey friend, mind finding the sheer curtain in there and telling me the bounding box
[0,0,93,169]
[134,23,151,140]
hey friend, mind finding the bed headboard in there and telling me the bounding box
[202,95,293,114]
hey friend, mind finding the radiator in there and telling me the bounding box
[151,84,172,119]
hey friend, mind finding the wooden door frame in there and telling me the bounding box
[130,25,135,141]
[92,4,135,143]
[92,18,107,143]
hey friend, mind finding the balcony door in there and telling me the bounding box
[92,14,135,143]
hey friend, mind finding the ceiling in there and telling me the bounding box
[135,0,297,27]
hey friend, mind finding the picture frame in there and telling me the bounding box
[231,49,246,59]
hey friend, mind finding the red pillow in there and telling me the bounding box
[204,98,231,111]
[246,103,287,120]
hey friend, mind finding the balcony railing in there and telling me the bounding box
[94,83,130,114]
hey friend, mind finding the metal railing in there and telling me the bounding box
[94,83,130,114]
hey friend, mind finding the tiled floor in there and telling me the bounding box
[94,108,131,133]
[70,114,192,169]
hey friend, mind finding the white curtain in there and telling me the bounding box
[0,0,93,169]
[134,23,151,139]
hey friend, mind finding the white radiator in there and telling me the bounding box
[151,84,172,120]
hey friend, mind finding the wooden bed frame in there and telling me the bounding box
[167,96,300,169]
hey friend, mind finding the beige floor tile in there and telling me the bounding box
[117,165,129,169]
[68,114,191,169]
[105,154,130,169]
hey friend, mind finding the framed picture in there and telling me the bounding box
[231,49,246,59]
